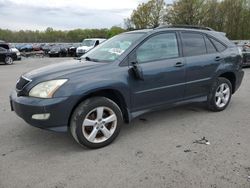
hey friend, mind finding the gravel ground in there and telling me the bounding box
[0,57,250,188]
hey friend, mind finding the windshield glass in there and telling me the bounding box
[81,33,145,62]
[51,47,60,51]
[82,40,96,47]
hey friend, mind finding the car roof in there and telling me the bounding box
[125,26,234,47]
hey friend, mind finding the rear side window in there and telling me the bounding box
[136,32,179,63]
[181,32,206,57]
[204,36,217,54]
[209,38,226,52]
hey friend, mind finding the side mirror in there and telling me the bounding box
[131,61,144,80]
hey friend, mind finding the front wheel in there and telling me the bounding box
[70,97,123,149]
[5,56,13,65]
[207,77,232,112]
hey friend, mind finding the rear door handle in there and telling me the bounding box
[215,56,222,61]
[175,62,184,67]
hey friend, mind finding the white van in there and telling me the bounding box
[76,38,106,57]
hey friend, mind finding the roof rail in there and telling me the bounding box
[156,25,214,31]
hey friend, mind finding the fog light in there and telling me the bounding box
[32,113,50,120]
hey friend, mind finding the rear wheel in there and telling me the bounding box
[70,97,123,149]
[5,56,13,65]
[207,77,232,112]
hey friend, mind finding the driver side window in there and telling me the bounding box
[136,33,179,63]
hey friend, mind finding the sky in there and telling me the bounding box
[0,0,173,31]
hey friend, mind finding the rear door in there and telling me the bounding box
[129,32,186,111]
[180,32,222,99]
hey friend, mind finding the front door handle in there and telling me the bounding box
[175,62,184,67]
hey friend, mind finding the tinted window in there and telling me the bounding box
[182,32,206,56]
[204,36,217,54]
[0,44,9,49]
[136,33,179,63]
[0,47,7,52]
[210,38,226,52]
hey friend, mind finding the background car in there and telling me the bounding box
[242,47,250,67]
[41,43,54,55]
[32,43,43,51]
[68,43,81,57]
[0,47,15,65]
[19,44,33,52]
[76,38,106,57]
[9,44,21,60]
[48,45,68,57]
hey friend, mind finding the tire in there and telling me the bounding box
[5,56,13,65]
[207,77,232,112]
[70,97,123,149]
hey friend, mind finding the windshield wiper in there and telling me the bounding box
[84,56,99,62]
[85,56,91,61]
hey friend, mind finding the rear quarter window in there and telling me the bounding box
[204,36,217,54]
[209,37,227,52]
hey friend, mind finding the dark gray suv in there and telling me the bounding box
[10,26,244,148]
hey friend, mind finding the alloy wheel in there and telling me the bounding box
[82,106,117,143]
[5,57,13,65]
[215,83,230,108]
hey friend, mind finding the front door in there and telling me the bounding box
[128,32,186,111]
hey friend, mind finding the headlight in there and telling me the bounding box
[29,79,67,98]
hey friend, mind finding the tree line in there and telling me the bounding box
[125,0,250,40]
[0,26,125,43]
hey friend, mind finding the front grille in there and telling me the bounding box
[16,76,31,91]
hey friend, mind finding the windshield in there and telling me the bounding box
[81,33,145,62]
[51,47,60,51]
[81,40,96,47]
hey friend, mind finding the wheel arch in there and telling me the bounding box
[68,88,130,128]
[218,72,236,93]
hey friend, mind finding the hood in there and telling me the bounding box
[24,59,106,80]
[11,48,19,53]
[77,46,93,51]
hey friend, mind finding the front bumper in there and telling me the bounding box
[48,52,59,57]
[15,54,21,60]
[10,90,76,132]
[76,51,86,57]
[17,55,21,60]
